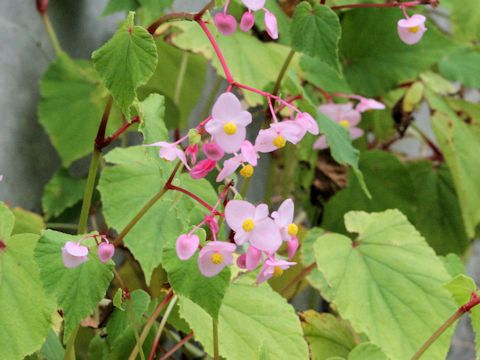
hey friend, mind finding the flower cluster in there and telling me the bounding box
[149,92,318,182]
[175,198,297,283]
[61,234,114,268]
[214,0,278,39]
[313,95,385,150]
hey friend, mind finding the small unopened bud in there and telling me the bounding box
[36,0,49,15]
[188,129,201,145]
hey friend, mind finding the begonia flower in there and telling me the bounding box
[203,142,225,161]
[62,241,89,268]
[176,234,200,261]
[245,245,262,271]
[272,199,298,242]
[296,112,319,137]
[145,141,190,169]
[286,236,299,260]
[240,11,255,32]
[255,121,304,153]
[214,13,237,36]
[217,155,243,182]
[185,144,199,165]
[98,242,115,263]
[355,97,386,113]
[225,200,281,253]
[264,11,278,40]
[205,93,252,154]
[198,241,236,277]
[242,0,265,11]
[397,14,427,45]
[257,258,295,284]
[190,159,217,179]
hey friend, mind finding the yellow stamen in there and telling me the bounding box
[240,164,254,178]
[409,25,420,33]
[211,253,223,265]
[339,120,350,128]
[273,135,286,148]
[242,218,255,232]
[223,121,237,135]
[273,266,283,277]
[287,223,298,236]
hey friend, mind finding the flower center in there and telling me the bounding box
[287,223,298,236]
[273,266,283,277]
[273,135,286,148]
[408,25,420,33]
[240,164,254,178]
[242,218,255,232]
[223,121,237,135]
[210,252,223,265]
[339,120,350,128]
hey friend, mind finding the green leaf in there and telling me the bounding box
[301,227,334,301]
[408,161,470,254]
[0,203,54,360]
[431,111,480,237]
[301,310,356,360]
[38,330,65,360]
[140,40,208,130]
[314,210,456,360]
[162,231,230,319]
[420,71,456,96]
[439,47,480,88]
[340,9,456,96]
[34,230,114,340]
[441,253,466,278]
[178,282,309,359]
[451,0,480,42]
[42,168,87,219]
[322,151,416,234]
[300,55,351,93]
[171,19,296,106]
[291,3,341,72]
[92,12,158,116]
[348,343,388,360]
[317,110,369,197]
[38,54,112,166]
[138,93,168,146]
[98,146,183,283]
[137,0,174,26]
[12,207,45,235]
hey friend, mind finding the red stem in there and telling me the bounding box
[95,97,114,150]
[101,116,140,148]
[197,19,234,84]
[159,333,194,360]
[167,184,223,216]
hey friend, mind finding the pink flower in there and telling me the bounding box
[257,258,295,284]
[205,93,252,154]
[286,236,299,260]
[203,142,225,161]
[397,14,427,45]
[0,175,3,182]
[190,159,217,179]
[98,242,115,263]
[255,121,304,153]
[176,234,200,261]
[296,112,319,136]
[225,200,282,253]
[271,199,298,242]
[240,11,255,32]
[355,97,386,113]
[242,0,265,11]
[237,253,247,269]
[185,144,199,164]
[216,155,243,182]
[62,241,88,268]
[198,241,236,277]
[214,13,237,36]
[145,141,190,170]
[313,103,363,150]
[264,11,278,40]
[241,140,259,166]
[245,246,262,270]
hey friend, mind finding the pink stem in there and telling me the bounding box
[197,19,234,84]
[267,97,279,123]
[331,0,429,10]
[233,82,301,113]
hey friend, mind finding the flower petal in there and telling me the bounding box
[225,200,256,230]
[242,0,266,11]
[213,126,246,154]
[176,234,199,260]
[249,218,282,253]
[246,246,262,271]
[212,92,243,122]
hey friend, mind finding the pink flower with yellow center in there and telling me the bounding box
[205,93,252,154]
[397,14,427,45]
[257,258,296,284]
[198,241,236,277]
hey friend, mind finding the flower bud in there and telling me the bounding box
[36,0,49,15]
[98,242,115,263]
